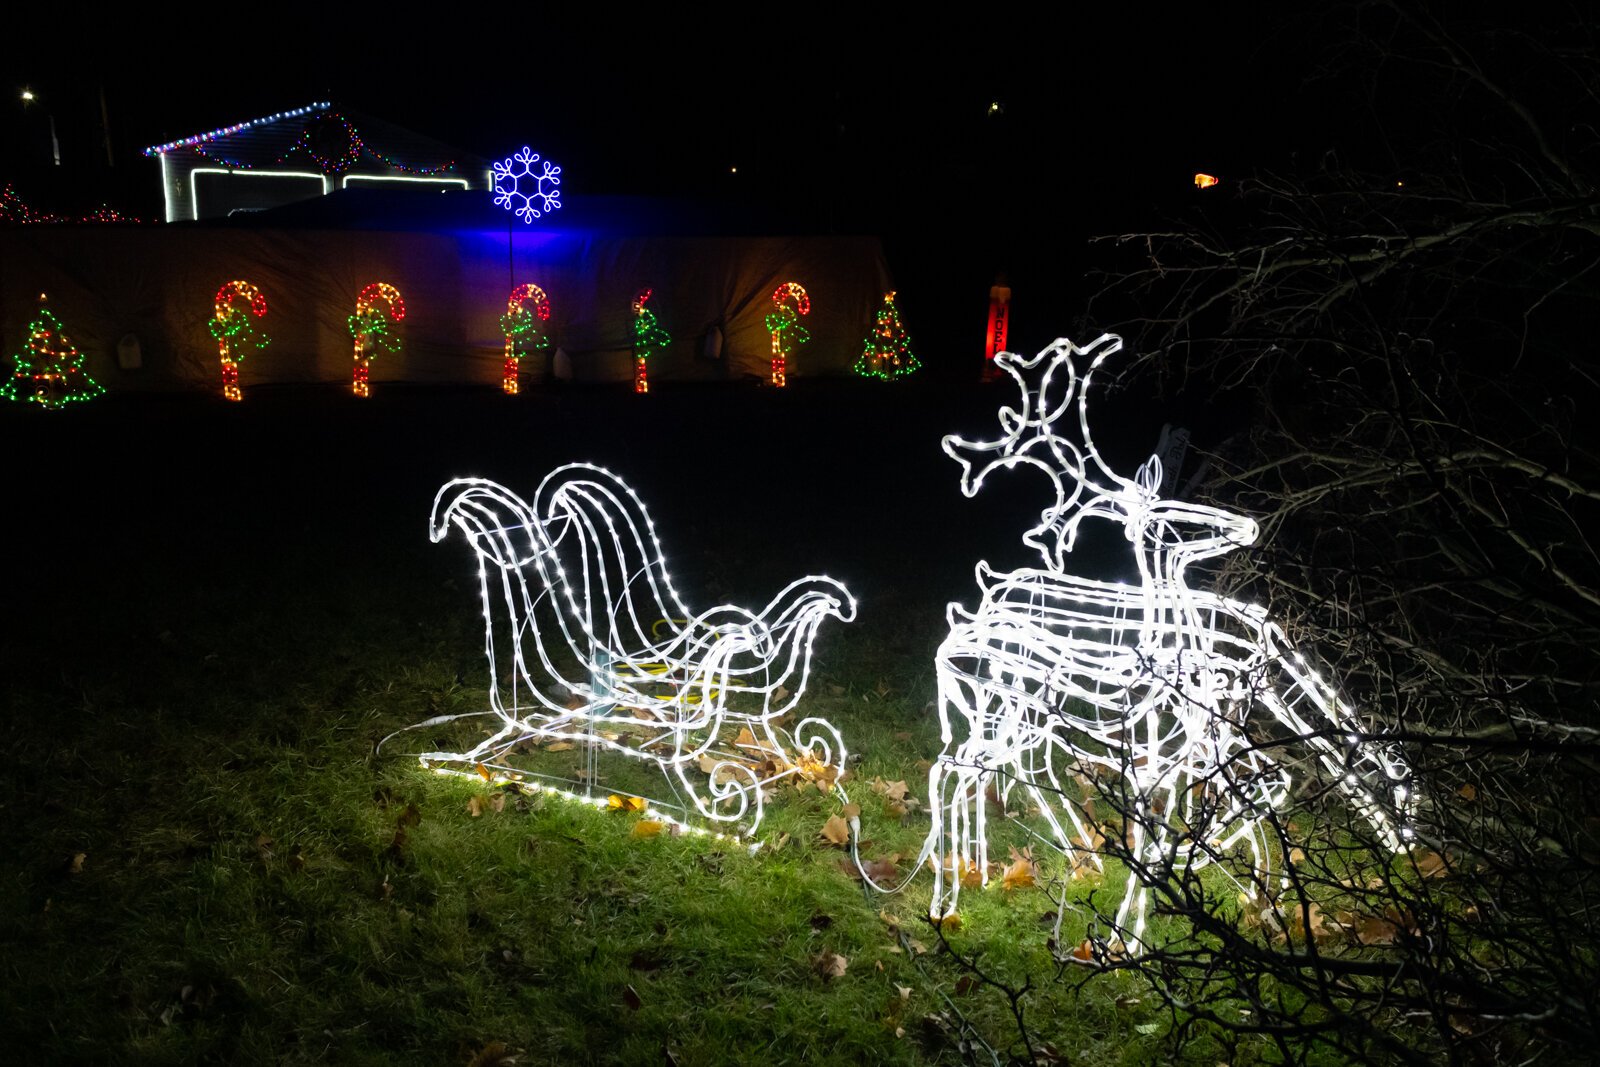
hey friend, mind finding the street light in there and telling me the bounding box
[20,88,35,103]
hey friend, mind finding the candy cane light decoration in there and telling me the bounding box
[764,282,809,388]
[347,282,405,397]
[209,280,269,401]
[500,283,550,395]
[416,463,857,838]
[631,288,670,395]
[926,334,1413,948]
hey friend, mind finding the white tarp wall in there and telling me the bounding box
[0,224,891,391]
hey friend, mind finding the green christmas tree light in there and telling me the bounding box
[1,294,105,410]
[853,290,921,381]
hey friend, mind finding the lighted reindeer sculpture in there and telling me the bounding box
[421,464,856,837]
[927,335,1412,946]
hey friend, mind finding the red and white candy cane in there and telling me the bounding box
[212,280,268,402]
[502,283,551,395]
[350,282,406,398]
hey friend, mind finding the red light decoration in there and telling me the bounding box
[499,283,551,395]
[764,282,810,388]
[983,278,1011,380]
[209,281,269,401]
[1194,172,1220,189]
[347,283,406,397]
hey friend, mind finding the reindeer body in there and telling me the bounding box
[927,336,1411,944]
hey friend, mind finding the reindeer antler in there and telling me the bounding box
[942,334,1127,569]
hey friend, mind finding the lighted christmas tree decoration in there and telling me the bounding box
[492,146,563,224]
[0,294,105,410]
[630,288,670,394]
[209,280,270,401]
[347,283,406,397]
[416,464,857,837]
[925,335,1414,948]
[499,283,551,395]
[852,290,921,380]
[764,282,810,388]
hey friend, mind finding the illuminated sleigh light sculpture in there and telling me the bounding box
[926,335,1413,945]
[420,463,856,837]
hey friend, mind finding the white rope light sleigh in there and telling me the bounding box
[418,463,856,838]
[926,335,1413,945]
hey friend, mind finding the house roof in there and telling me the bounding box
[141,102,482,177]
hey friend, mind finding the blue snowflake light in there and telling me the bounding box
[492,146,563,223]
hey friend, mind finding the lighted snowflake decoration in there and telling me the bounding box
[492,146,563,223]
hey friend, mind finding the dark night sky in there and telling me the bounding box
[1,8,1316,219]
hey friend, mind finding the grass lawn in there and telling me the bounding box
[0,381,1227,1065]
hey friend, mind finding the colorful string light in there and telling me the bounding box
[0,183,145,224]
[499,283,551,395]
[420,463,857,837]
[925,335,1413,947]
[141,102,331,156]
[764,282,810,388]
[142,103,455,176]
[347,283,406,397]
[492,146,563,224]
[852,290,921,381]
[0,294,105,409]
[631,288,671,394]
[209,281,269,401]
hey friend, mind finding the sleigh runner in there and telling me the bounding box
[418,463,856,837]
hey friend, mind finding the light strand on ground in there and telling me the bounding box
[209,280,269,401]
[347,283,405,397]
[926,334,1414,949]
[631,288,670,394]
[423,463,857,836]
[764,282,809,387]
[853,290,921,380]
[0,293,105,409]
[492,146,563,223]
[499,283,551,395]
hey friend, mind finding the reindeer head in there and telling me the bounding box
[945,334,1258,574]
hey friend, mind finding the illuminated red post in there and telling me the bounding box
[983,276,1011,381]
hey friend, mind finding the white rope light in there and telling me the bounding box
[926,336,1413,946]
[419,463,857,837]
[492,146,562,224]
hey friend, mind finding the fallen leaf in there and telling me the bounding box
[632,819,668,838]
[490,793,507,813]
[954,975,979,995]
[959,858,985,889]
[545,741,576,753]
[840,803,861,820]
[67,853,86,875]
[879,909,901,930]
[476,763,493,782]
[896,983,912,1000]
[607,794,648,813]
[254,834,274,861]
[819,815,850,847]
[1002,847,1038,891]
[1408,849,1451,879]
[931,913,962,933]
[1458,783,1479,802]
[813,950,848,980]
[468,796,487,818]
[467,1040,517,1067]
[809,913,833,930]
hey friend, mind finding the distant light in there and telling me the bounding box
[730,166,738,174]
[986,101,1003,116]
[1194,172,1220,190]
[20,89,35,103]
[1396,180,1404,188]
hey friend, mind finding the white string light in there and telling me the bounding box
[926,335,1413,947]
[419,463,857,837]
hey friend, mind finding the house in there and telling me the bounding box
[142,102,490,222]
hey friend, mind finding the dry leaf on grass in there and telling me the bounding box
[467,1040,518,1067]
[476,763,493,782]
[606,794,648,813]
[819,815,851,847]
[1002,846,1038,891]
[840,803,861,820]
[66,852,86,875]
[545,741,575,753]
[813,950,848,980]
[468,796,487,818]
[632,820,667,839]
